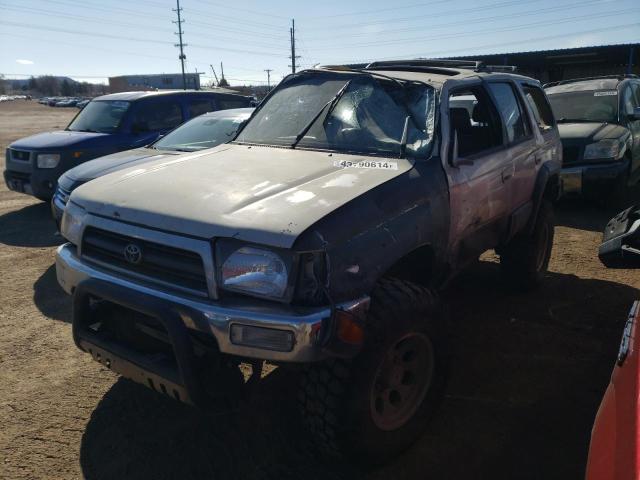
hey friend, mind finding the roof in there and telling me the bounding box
[94,90,249,101]
[314,61,536,87]
[544,77,624,93]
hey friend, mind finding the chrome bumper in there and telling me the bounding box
[56,243,369,363]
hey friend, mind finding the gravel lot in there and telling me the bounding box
[1,101,639,480]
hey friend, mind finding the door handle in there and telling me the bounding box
[501,168,513,182]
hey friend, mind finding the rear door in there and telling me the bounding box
[486,81,539,215]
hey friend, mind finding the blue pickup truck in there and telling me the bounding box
[4,90,251,200]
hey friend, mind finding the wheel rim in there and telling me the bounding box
[535,222,550,272]
[370,332,434,431]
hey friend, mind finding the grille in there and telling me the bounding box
[562,146,582,165]
[55,185,71,205]
[82,227,208,295]
[8,171,30,181]
[10,149,30,162]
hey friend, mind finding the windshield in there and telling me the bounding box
[546,89,618,123]
[153,114,248,152]
[67,100,130,133]
[235,72,435,158]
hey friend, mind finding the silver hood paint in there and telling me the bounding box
[70,144,414,248]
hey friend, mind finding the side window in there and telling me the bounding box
[131,100,183,132]
[622,85,638,116]
[188,98,215,118]
[488,82,531,143]
[217,97,250,110]
[522,84,555,131]
[448,86,503,158]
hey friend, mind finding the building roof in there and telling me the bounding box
[95,90,249,101]
[109,73,200,79]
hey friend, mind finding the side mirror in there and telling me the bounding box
[629,106,640,121]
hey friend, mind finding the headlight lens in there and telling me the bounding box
[60,201,87,244]
[583,139,626,160]
[221,247,288,298]
[37,153,61,168]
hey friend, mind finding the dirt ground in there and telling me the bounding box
[0,101,638,480]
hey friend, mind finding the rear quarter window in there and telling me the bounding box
[522,84,555,131]
[217,96,250,110]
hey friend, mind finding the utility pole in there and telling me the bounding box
[264,69,273,89]
[289,19,300,74]
[173,0,187,90]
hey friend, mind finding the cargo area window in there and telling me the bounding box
[488,82,531,143]
[522,85,554,131]
[448,87,503,158]
[188,98,215,117]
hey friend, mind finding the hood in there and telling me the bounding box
[557,122,628,144]
[61,148,182,186]
[71,144,414,249]
[9,130,114,150]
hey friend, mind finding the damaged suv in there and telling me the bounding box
[56,60,561,460]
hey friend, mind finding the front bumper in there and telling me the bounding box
[559,159,629,198]
[50,187,69,230]
[56,243,368,364]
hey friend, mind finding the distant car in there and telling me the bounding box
[51,107,253,227]
[4,89,252,201]
[76,99,90,109]
[55,98,79,107]
[544,74,640,205]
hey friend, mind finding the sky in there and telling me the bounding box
[1,0,639,86]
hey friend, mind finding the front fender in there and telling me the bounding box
[293,157,451,303]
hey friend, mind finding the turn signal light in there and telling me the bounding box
[335,310,364,345]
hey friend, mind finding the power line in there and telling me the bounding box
[345,24,640,63]
[0,21,286,57]
[302,0,550,30]
[301,0,609,41]
[307,8,636,50]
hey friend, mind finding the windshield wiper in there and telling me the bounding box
[399,116,410,159]
[556,118,601,124]
[291,80,352,149]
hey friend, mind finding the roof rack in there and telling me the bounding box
[544,73,638,88]
[483,65,518,73]
[365,59,485,71]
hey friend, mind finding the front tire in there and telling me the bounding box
[499,200,554,290]
[298,278,447,462]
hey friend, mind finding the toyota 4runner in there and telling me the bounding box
[56,59,561,461]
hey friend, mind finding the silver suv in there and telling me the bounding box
[56,60,561,461]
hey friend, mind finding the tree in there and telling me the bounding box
[37,76,59,95]
[61,79,73,96]
[28,76,38,91]
[0,75,5,94]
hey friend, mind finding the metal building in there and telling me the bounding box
[109,73,201,93]
[452,43,638,83]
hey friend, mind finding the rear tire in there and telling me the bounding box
[499,200,554,291]
[298,278,447,463]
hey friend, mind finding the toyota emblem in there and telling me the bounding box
[123,243,143,265]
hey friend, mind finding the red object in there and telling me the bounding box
[586,301,640,480]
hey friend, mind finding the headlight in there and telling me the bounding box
[60,201,87,245]
[37,153,61,168]
[220,246,288,299]
[583,139,626,161]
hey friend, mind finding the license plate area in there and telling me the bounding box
[561,169,583,196]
